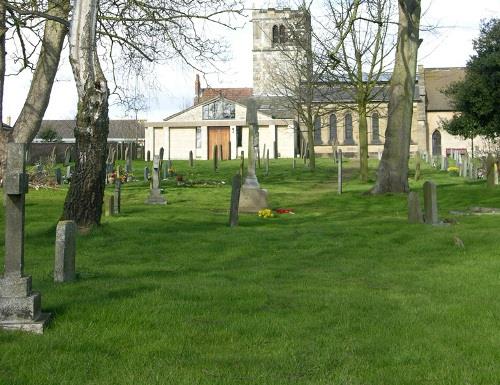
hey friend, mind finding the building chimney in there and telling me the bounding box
[195,74,201,105]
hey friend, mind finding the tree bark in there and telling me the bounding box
[358,105,368,182]
[371,0,421,194]
[62,0,109,228]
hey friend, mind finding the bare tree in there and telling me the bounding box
[371,0,421,193]
[326,0,395,182]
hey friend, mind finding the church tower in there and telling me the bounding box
[252,8,311,97]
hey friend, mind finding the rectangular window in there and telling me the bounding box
[202,100,235,120]
[236,126,242,147]
[196,127,202,148]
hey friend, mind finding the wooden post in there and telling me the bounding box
[337,149,343,195]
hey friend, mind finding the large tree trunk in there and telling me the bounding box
[0,1,9,183]
[358,103,368,182]
[0,0,69,179]
[371,0,421,194]
[62,0,109,228]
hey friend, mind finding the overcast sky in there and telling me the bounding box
[3,0,499,124]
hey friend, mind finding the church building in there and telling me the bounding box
[145,7,477,160]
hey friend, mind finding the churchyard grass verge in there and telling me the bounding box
[1,158,499,384]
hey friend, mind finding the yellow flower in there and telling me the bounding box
[258,208,274,218]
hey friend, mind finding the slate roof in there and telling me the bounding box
[424,67,465,111]
[38,120,145,139]
[196,88,253,104]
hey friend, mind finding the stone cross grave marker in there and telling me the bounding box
[0,143,50,333]
[239,97,268,212]
[54,220,76,283]
[146,155,166,205]
[114,180,121,214]
[408,192,424,224]
[337,149,343,195]
[423,181,439,225]
[229,174,242,227]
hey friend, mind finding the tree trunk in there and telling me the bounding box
[62,0,109,229]
[371,0,421,194]
[358,104,368,182]
[307,123,315,170]
[0,0,69,180]
[0,1,8,183]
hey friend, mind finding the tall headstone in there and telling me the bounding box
[54,220,76,283]
[441,156,447,171]
[273,141,278,159]
[229,174,242,227]
[161,161,168,180]
[189,150,194,167]
[55,168,62,185]
[105,195,114,217]
[218,144,223,161]
[0,143,50,333]
[337,149,343,195]
[228,141,232,160]
[66,165,72,181]
[486,154,496,188]
[146,150,151,162]
[159,147,164,162]
[408,192,424,224]
[114,180,121,214]
[239,98,269,213]
[63,147,71,166]
[495,163,499,186]
[144,166,149,182]
[265,148,270,176]
[415,151,421,181]
[213,145,218,172]
[146,155,166,205]
[240,151,245,181]
[423,181,438,225]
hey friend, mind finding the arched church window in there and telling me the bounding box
[279,25,287,43]
[372,113,380,143]
[344,113,353,144]
[272,25,279,44]
[329,114,337,144]
[432,130,442,156]
[314,116,322,144]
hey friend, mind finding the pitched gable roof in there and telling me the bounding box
[195,87,253,105]
[424,67,465,111]
[38,120,145,139]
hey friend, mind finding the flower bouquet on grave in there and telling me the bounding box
[447,166,459,176]
[258,208,274,218]
[275,208,295,214]
[168,167,176,177]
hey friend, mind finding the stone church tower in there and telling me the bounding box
[252,8,311,96]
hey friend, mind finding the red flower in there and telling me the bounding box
[275,208,295,214]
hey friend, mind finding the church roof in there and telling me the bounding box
[424,67,465,111]
[196,88,253,104]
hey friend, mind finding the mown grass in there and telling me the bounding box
[1,158,500,385]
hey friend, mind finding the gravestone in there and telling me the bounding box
[125,145,132,174]
[265,149,270,176]
[377,151,382,161]
[159,147,164,162]
[239,98,268,213]
[408,192,424,224]
[229,174,242,227]
[495,164,499,186]
[218,144,223,161]
[66,165,72,181]
[63,147,71,166]
[441,156,447,171]
[54,220,76,283]
[50,146,57,165]
[468,161,474,179]
[423,181,438,225]
[114,180,121,214]
[415,152,421,181]
[228,141,232,160]
[273,141,278,159]
[189,151,194,167]
[0,143,50,333]
[486,154,496,188]
[105,195,114,217]
[240,151,245,181]
[146,155,166,205]
[337,149,343,195]
[161,161,168,180]
[55,168,62,185]
[146,150,151,162]
[144,166,149,182]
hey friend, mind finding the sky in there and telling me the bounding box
[3,0,499,124]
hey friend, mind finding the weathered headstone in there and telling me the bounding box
[486,154,496,188]
[239,151,245,180]
[273,141,278,159]
[337,149,343,195]
[229,174,242,227]
[441,156,447,171]
[114,180,121,214]
[228,141,232,160]
[55,168,62,185]
[146,150,151,162]
[239,98,269,213]
[159,147,164,162]
[161,161,168,180]
[144,166,149,182]
[0,143,50,333]
[189,150,194,167]
[66,165,72,181]
[408,192,424,224]
[218,144,223,161]
[146,155,166,205]
[105,195,114,216]
[54,220,76,283]
[63,147,71,166]
[495,163,499,186]
[423,181,438,225]
[265,148,270,176]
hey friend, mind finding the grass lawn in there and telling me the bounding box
[1,158,499,385]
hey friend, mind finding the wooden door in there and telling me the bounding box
[208,127,230,160]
